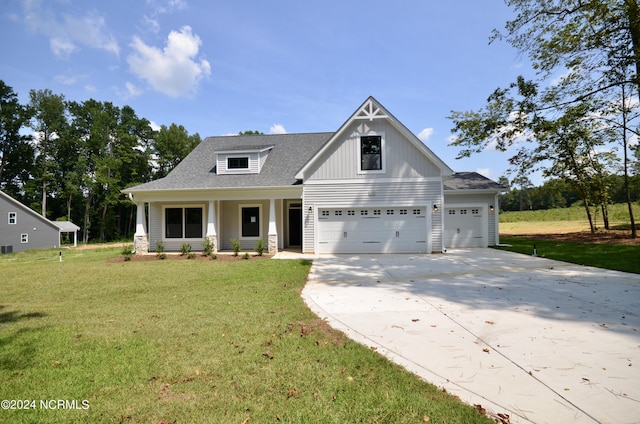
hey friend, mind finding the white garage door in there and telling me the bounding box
[317,207,428,254]
[444,207,485,248]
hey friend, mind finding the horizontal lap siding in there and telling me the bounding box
[303,180,442,253]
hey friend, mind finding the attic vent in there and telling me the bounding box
[355,99,388,121]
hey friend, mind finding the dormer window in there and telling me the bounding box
[227,157,249,170]
[216,145,273,175]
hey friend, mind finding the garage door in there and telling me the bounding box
[444,207,485,248]
[317,207,427,254]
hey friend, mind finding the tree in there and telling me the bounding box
[449,0,640,237]
[152,124,200,178]
[29,89,67,217]
[0,81,34,197]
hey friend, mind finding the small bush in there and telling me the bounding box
[202,237,214,256]
[210,253,217,260]
[156,241,165,259]
[255,239,266,256]
[180,243,192,256]
[231,239,241,256]
[242,252,250,260]
[121,245,133,261]
[187,252,196,259]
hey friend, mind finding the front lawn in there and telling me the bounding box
[0,248,491,423]
[496,237,640,274]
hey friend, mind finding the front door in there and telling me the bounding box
[288,207,302,246]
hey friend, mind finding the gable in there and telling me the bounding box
[295,97,453,180]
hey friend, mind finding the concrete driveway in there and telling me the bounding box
[301,249,640,424]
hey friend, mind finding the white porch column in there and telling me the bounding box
[134,202,148,254]
[206,200,218,253]
[268,198,278,255]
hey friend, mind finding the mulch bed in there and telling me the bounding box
[108,253,272,263]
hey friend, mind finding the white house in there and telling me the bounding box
[125,97,504,255]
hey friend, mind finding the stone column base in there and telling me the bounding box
[206,234,218,253]
[268,234,278,255]
[134,235,148,255]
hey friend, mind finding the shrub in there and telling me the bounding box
[243,252,250,260]
[180,243,192,256]
[187,252,196,259]
[121,245,133,261]
[255,239,266,256]
[156,241,166,259]
[231,239,241,256]
[202,237,214,256]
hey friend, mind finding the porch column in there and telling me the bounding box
[134,202,148,255]
[268,198,278,255]
[206,200,218,253]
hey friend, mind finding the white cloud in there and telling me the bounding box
[476,168,492,179]
[54,72,81,85]
[125,82,143,98]
[269,124,287,134]
[418,128,434,142]
[23,2,119,59]
[149,120,162,131]
[127,26,211,98]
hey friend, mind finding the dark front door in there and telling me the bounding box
[288,208,302,246]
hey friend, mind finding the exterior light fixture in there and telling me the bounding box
[489,205,494,212]
[432,204,438,212]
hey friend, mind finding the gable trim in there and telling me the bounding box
[295,96,454,180]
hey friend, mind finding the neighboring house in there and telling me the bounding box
[125,97,504,255]
[0,191,80,253]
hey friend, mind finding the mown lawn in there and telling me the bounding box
[496,237,640,274]
[0,248,491,423]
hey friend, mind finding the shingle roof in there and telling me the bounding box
[443,172,506,191]
[127,132,333,192]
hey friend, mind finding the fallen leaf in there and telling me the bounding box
[474,404,486,414]
[262,350,274,359]
[412,319,420,322]
[347,376,353,381]
[241,418,250,424]
[483,348,490,353]
[287,388,297,398]
[423,415,430,422]
[485,320,495,325]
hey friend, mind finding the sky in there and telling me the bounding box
[0,0,540,184]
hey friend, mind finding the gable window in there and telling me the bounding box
[165,207,203,239]
[359,135,384,173]
[228,157,249,169]
[8,212,17,224]
[21,233,28,243]
[241,206,260,238]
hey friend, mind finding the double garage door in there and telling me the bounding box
[444,207,485,248]
[317,207,427,254]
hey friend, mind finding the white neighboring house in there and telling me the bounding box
[0,191,80,253]
[125,97,505,255]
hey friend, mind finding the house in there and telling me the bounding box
[125,97,504,255]
[0,191,80,253]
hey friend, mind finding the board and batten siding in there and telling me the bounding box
[302,180,443,253]
[305,121,441,181]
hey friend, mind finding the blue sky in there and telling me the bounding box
[1,0,537,183]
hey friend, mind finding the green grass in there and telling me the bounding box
[0,248,491,423]
[496,237,640,274]
[500,202,640,227]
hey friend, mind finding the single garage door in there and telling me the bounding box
[444,207,485,248]
[317,207,428,254]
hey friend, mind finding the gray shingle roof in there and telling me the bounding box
[127,132,333,192]
[443,172,506,191]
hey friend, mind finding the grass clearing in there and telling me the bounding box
[1,248,491,423]
[496,237,640,274]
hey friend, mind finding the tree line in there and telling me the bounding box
[449,0,640,237]
[0,81,200,243]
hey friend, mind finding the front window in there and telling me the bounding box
[241,206,260,238]
[165,207,203,239]
[228,157,249,169]
[360,135,382,171]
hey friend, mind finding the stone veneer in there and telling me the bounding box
[134,235,148,255]
[268,234,278,255]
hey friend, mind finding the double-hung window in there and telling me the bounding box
[165,207,203,239]
[359,134,385,173]
[8,212,17,224]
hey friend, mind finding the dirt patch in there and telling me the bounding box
[503,230,640,245]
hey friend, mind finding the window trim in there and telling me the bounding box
[162,205,205,240]
[227,156,249,170]
[357,132,386,174]
[8,212,17,225]
[239,204,262,240]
